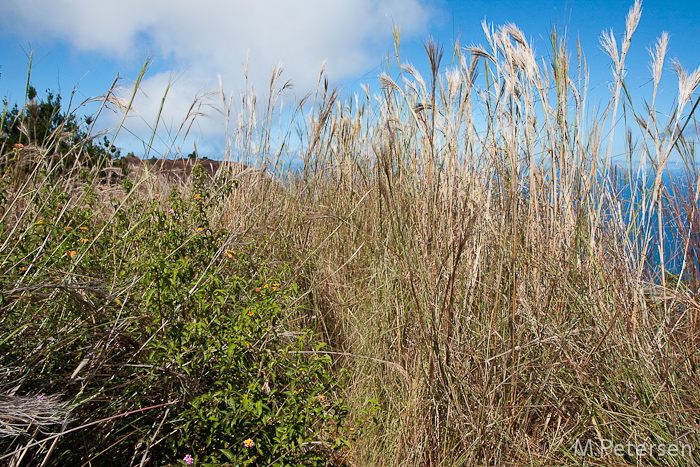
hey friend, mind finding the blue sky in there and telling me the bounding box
[1,0,698,161]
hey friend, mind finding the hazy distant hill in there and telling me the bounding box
[120,154,256,182]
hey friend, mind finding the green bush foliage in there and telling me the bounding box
[0,166,349,466]
[1,86,119,179]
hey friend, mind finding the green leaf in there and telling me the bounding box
[220,448,235,461]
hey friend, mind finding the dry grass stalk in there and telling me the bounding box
[0,395,69,438]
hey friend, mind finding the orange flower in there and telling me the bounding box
[79,226,89,231]
[194,193,201,199]
[13,143,24,149]
[80,238,89,243]
[66,251,77,257]
[225,250,236,259]
[243,438,254,448]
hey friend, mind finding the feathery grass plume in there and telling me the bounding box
[674,59,700,115]
[648,31,669,104]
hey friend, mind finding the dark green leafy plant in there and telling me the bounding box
[1,86,120,180]
[0,170,349,466]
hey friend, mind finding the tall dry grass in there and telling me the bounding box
[247,2,700,464]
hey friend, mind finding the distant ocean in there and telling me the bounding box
[609,167,698,277]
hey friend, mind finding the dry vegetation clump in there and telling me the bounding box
[261,2,700,464]
[2,1,700,465]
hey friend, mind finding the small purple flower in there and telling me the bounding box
[36,394,46,401]
[311,315,317,319]
[183,454,194,465]
[168,208,175,214]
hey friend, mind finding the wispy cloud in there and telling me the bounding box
[1,0,436,156]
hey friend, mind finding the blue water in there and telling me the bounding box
[608,166,699,277]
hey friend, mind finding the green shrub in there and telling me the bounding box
[0,169,349,466]
[1,87,120,181]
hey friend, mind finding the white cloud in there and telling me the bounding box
[1,0,436,157]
